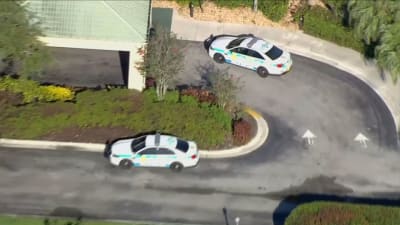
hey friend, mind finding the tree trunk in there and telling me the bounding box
[253,0,258,12]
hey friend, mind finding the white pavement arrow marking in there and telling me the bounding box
[302,129,316,145]
[354,133,369,148]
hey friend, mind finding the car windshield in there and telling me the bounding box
[265,45,283,60]
[176,139,189,152]
[227,37,246,49]
[131,136,146,152]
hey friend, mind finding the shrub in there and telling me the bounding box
[39,86,74,102]
[258,0,288,22]
[296,6,364,52]
[233,119,252,146]
[0,76,75,103]
[164,90,180,104]
[213,0,252,8]
[180,86,217,104]
[285,201,400,225]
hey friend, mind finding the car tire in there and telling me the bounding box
[119,159,132,169]
[213,53,225,64]
[170,162,183,172]
[257,67,269,78]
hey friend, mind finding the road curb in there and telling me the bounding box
[0,108,269,159]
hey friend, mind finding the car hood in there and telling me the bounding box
[111,139,132,154]
[211,36,236,50]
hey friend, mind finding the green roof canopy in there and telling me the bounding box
[26,0,150,43]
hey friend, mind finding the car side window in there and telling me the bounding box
[138,148,158,155]
[231,47,248,55]
[246,49,264,59]
[157,148,175,155]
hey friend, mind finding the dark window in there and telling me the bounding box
[176,139,189,152]
[231,47,248,55]
[247,49,264,59]
[227,37,246,49]
[131,136,146,152]
[138,148,158,155]
[158,148,175,155]
[265,46,283,60]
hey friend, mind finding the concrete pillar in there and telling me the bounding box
[128,45,145,91]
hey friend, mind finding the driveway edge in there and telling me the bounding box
[0,108,269,158]
[169,8,400,145]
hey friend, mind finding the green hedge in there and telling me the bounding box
[296,6,363,52]
[174,0,288,22]
[285,201,400,225]
[258,0,288,22]
[0,88,232,149]
[0,215,165,225]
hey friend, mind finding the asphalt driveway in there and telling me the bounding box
[1,41,399,225]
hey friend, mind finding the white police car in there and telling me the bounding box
[204,34,292,77]
[105,133,199,172]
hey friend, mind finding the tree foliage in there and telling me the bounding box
[348,0,400,83]
[141,25,185,101]
[0,0,50,78]
[207,68,242,114]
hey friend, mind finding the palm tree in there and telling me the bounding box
[348,0,400,83]
[376,22,400,83]
[347,0,395,45]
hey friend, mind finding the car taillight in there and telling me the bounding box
[191,154,197,159]
[276,64,283,68]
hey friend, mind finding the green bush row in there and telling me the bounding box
[285,201,400,225]
[0,88,232,149]
[296,6,364,52]
[174,0,288,22]
[0,76,75,103]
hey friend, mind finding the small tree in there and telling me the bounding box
[207,68,242,114]
[141,25,185,101]
[0,0,50,78]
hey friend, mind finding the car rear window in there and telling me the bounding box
[176,139,189,152]
[265,45,283,60]
[227,37,246,49]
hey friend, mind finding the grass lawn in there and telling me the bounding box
[0,88,233,149]
[0,215,162,225]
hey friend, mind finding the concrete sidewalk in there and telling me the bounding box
[170,9,400,134]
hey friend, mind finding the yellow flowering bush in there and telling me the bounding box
[40,86,75,102]
[0,76,75,103]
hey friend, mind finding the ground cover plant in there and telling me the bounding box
[0,76,253,149]
[285,201,400,225]
[174,0,288,22]
[0,214,173,225]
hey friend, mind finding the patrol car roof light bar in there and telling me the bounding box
[246,36,262,48]
[155,132,160,147]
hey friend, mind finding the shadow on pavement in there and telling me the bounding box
[272,193,400,225]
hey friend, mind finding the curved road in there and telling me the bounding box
[0,42,399,225]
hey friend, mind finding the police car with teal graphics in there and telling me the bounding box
[204,34,292,77]
[106,133,199,172]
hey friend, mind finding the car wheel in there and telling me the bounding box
[119,159,132,169]
[213,53,225,64]
[170,162,183,172]
[257,67,269,78]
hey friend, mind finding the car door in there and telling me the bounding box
[243,49,265,70]
[156,148,177,167]
[134,147,159,167]
[229,47,248,67]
